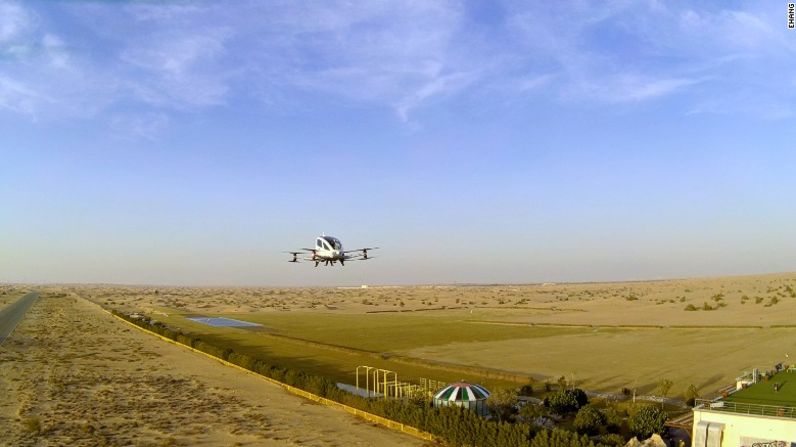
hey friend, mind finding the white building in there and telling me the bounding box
[692,369,796,447]
[693,405,796,447]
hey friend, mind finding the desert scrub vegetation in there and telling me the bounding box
[764,296,780,307]
[22,416,42,435]
[683,302,723,311]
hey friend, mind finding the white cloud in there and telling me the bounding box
[395,71,480,121]
[109,112,169,140]
[576,75,705,103]
[0,0,793,130]
[119,32,231,108]
[0,1,29,44]
[504,1,794,115]
[246,1,476,118]
[0,75,44,116]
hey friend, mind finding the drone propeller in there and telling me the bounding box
[361,247,379,260]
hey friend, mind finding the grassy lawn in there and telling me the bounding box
[150,310,529,390]
[147,307,796,397]
[215,310,591,351]
[727,371,796,407]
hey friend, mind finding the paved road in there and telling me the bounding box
[0,292,39,346]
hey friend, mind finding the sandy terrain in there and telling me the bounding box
[0,294,425,447]
[0,286,26,307]
[73,273,796,327]
[10,272,795,406]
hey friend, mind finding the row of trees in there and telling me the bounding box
[115,311,667,446]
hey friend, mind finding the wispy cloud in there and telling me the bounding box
[0,0,792,134]
[108,112,170,140]
[0,1,28,44]
[0,75,44,116]
[575,75,707,103]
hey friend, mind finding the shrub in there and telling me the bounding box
[531,429,598,447]
[684,384,699,407]
[22,416,41,434]
[546,388,588,415]
[573,404,605,434]
[657,379,673,399]
[629,405,668,438]
[519,383,534,396]
[600,434,627,447]
[684,304,697,311]
[602,405,624,431]
[487,388,519,422]
[519,403,548,422]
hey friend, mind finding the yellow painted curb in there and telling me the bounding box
[104,309,436,443]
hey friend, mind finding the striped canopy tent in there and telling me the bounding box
[432,382,490,416]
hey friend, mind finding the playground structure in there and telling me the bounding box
[354,365,447,400]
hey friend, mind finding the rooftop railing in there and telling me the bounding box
[695,398,796,419]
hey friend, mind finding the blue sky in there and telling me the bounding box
[1,0,794,286]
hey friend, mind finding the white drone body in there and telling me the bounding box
[287,235,378,267]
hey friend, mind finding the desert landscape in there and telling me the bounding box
[0,290,426,447]
[4,273,795,444]
[43,272,796,400]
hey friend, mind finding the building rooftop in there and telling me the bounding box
[695,369,796,419]
[726,370,796,407]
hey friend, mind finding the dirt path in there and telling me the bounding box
[0,294,426,447]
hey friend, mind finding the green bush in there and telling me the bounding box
[545,388,588,415]
[684,384,699,407]
[519,383,534,396]
[573,404,605,434]
[601,405,624,432]
[531,429,598,447]
[629,405,668,438]
[600,433,627,447]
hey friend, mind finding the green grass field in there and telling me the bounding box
[217,310,591,351]
[727,371,796,407]
[148,307,796,398]
[152,310,532,390]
